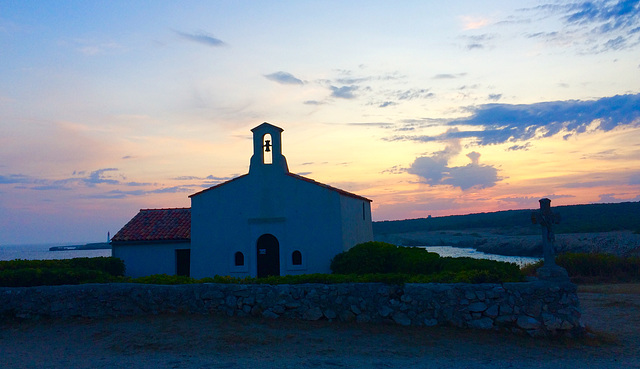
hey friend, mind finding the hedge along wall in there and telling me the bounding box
[0,280,583,337]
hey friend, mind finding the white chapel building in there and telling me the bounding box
[111,122,373,278]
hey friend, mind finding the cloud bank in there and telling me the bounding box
[405,131,501,190]
[391,94,640,146]
[527,0,640,52]
[0,168,201,198]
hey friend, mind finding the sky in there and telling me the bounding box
[1,1,639,245]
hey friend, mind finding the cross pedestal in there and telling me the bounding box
[531,198,569,281]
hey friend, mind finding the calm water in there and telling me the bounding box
[421,246,540,266]
[0,243,112,261]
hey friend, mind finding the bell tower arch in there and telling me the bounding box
[249,122,289,174]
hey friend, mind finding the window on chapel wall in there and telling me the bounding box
[234,251,245,266]
[262,133,273,164]
[292,250,302,265]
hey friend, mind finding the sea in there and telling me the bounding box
[421,246,540,266]
[0,243,539,266]
[0,243,112,261]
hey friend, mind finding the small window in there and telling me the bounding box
[234,251,245,266]
[292,250,302,265]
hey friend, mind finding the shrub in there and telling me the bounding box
[439,257,522,282]
[67,257,125,276]
[330,242,404,274]
[330,241,523,283]
[0,257,125,287]
[131,274,197,285]
[557,253,640,283]
[141,273,412,285]
[330,241,442,275]
[520,253,640,283]
[520,260,543,276]
[0,267,119,287]
[0,257,125,276]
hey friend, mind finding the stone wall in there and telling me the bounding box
[0,280,583,337]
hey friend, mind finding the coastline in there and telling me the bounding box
[375,229,640,257]
[49,242,111,251]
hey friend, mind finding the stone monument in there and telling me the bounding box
[531,198,569,281]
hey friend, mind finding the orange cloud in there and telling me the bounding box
[460,15,490,30]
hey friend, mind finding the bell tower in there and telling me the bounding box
[249,122,289,174]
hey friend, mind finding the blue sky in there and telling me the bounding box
[1,1,639,245]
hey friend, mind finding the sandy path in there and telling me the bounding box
[1,286,639,369]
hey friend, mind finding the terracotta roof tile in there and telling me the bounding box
[111,208,190,242]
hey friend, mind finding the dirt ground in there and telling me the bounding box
[2,284,639,369]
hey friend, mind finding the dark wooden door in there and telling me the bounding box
[176,249,191,277]
[257,234,280,278]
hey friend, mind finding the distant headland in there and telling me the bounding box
[49,242,111,251]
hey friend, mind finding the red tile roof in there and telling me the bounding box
[111,208,190,242]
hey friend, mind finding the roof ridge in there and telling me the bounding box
[286,172,372,202]
[189,174,248,198]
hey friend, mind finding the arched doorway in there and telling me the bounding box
[256,234,280,277]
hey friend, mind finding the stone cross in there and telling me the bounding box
[531,198,568,281]
[531,198,561,265]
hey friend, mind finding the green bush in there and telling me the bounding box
[330,241,523,283]
[520,260,543,276]
[330,242,402,274]
[132,273,412,285]
[0,267,119,287]
[557,253,640,283]
[66,257,125,276]
[131,274,197,285]
[330,241,441,275]
[520,253,640,283]
[0,257,125,276]
[0,257,125,287]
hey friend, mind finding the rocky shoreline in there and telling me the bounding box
[375,230,640,257]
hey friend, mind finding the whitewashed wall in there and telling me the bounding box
[190,123,373,279]
[190,172,367,278]
[112,242,189,278]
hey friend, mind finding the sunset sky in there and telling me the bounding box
[1,1,639,245]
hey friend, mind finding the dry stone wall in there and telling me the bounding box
[0,280,583,337]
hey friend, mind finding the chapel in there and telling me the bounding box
[111,123,373,278]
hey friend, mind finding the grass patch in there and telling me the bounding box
[522,253,640,284]
[578,283,640,294]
